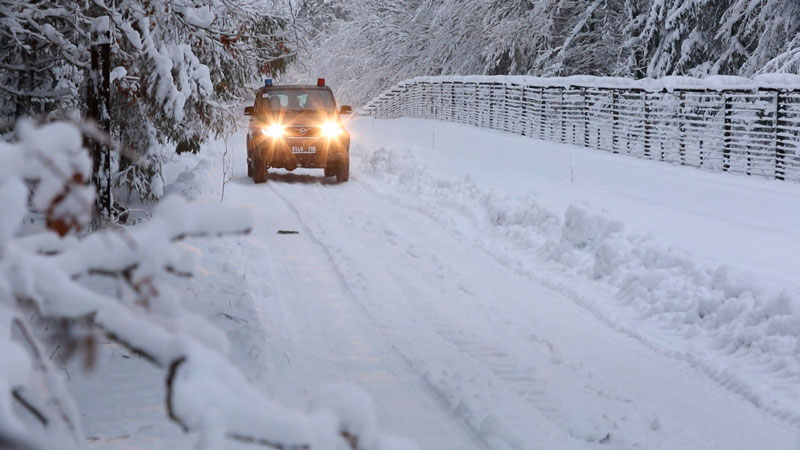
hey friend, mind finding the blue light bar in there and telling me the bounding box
[265,79,273,87]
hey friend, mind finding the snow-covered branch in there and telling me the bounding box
[1,121,416,449]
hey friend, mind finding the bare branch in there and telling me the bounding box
[11,390,49,428]
[11,318,80,439]
[227,433,311,450]
[165,357,189,432]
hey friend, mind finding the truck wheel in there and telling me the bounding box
[253,153,267,184]
[336,157,349,183]
[247,154,253,177]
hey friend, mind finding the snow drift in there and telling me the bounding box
[353,141,800,426]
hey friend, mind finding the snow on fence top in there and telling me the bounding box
[361,74,800,182]
[382,74,800,93]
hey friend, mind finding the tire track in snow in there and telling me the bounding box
[262,179,497,450]
[265,178,646,449]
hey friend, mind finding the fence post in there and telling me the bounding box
[723,92,732,172]
[775,90,786,180]
[643,92,652,158]
[559,89,566,143]
[679,91,686,165]
[450,83,456,122]
[582,88,589,147]
[410,84,416,118]
[612,90,619,153]
[503,84,509,132]
[520,86,527,136]
[487,84,494,129]
[538,87,545,139]
[474,83,479,126]
[549,88,556,139]
[441,82,446,120]
[569,90,576,144]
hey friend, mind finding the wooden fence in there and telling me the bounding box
[360,77,800,182]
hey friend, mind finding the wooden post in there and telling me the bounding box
[643,92,652,158]
[450,83,455,122]
[88,16,112,222]
[538,87,545,139]
[560,89,566,143]
[679,91,686,165]
[474,83,479,126]
[583,88,589,147]
[503,84,508,132]
[699,139,704,167]
[722,92,732,172]
[488,84,494,129]
[520,86,527,136]
[775,90,786,180]
[612,90,619,154]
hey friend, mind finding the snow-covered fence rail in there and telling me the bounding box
[360,75,800,182]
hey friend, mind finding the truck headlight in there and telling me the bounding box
[321,121,343,138]
[263,123,285,138]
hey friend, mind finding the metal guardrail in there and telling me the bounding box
[360,76,800,182]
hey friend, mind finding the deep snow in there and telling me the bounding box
[354,118,800,287]
[66,116,800,449]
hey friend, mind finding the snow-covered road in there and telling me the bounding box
[76,116,799,449]
[208,118,799,449]
[231,176,487,449]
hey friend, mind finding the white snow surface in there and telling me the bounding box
[69,116,800,449]
[400,73,800,91]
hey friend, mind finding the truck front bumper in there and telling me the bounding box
[252,135,349,169]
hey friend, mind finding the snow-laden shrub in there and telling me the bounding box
[0,122,415,450]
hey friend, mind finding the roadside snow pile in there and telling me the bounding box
[356,144,800,425]
[550,204,800,420]
[552,203,800,367]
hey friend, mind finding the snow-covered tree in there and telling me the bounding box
[717,0,800,75]
[97,0,294,201]
[0,0,86,122]
[476,0,631,76]
[1,0,295,204]
[289,0,800,106]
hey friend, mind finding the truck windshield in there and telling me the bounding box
[259,89,335,112]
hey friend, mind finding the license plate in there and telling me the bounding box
[291,145,316,154]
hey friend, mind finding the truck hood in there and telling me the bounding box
[259,110,336,125]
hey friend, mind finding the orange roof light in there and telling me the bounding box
[317,78,325,87]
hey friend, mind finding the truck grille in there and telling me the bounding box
[285,126,321,137]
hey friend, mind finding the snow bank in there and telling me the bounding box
[355,143,800,425]
[554,203,800,372]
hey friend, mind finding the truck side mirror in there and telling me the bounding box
[339,105,352,115]
[244,106,254,116]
